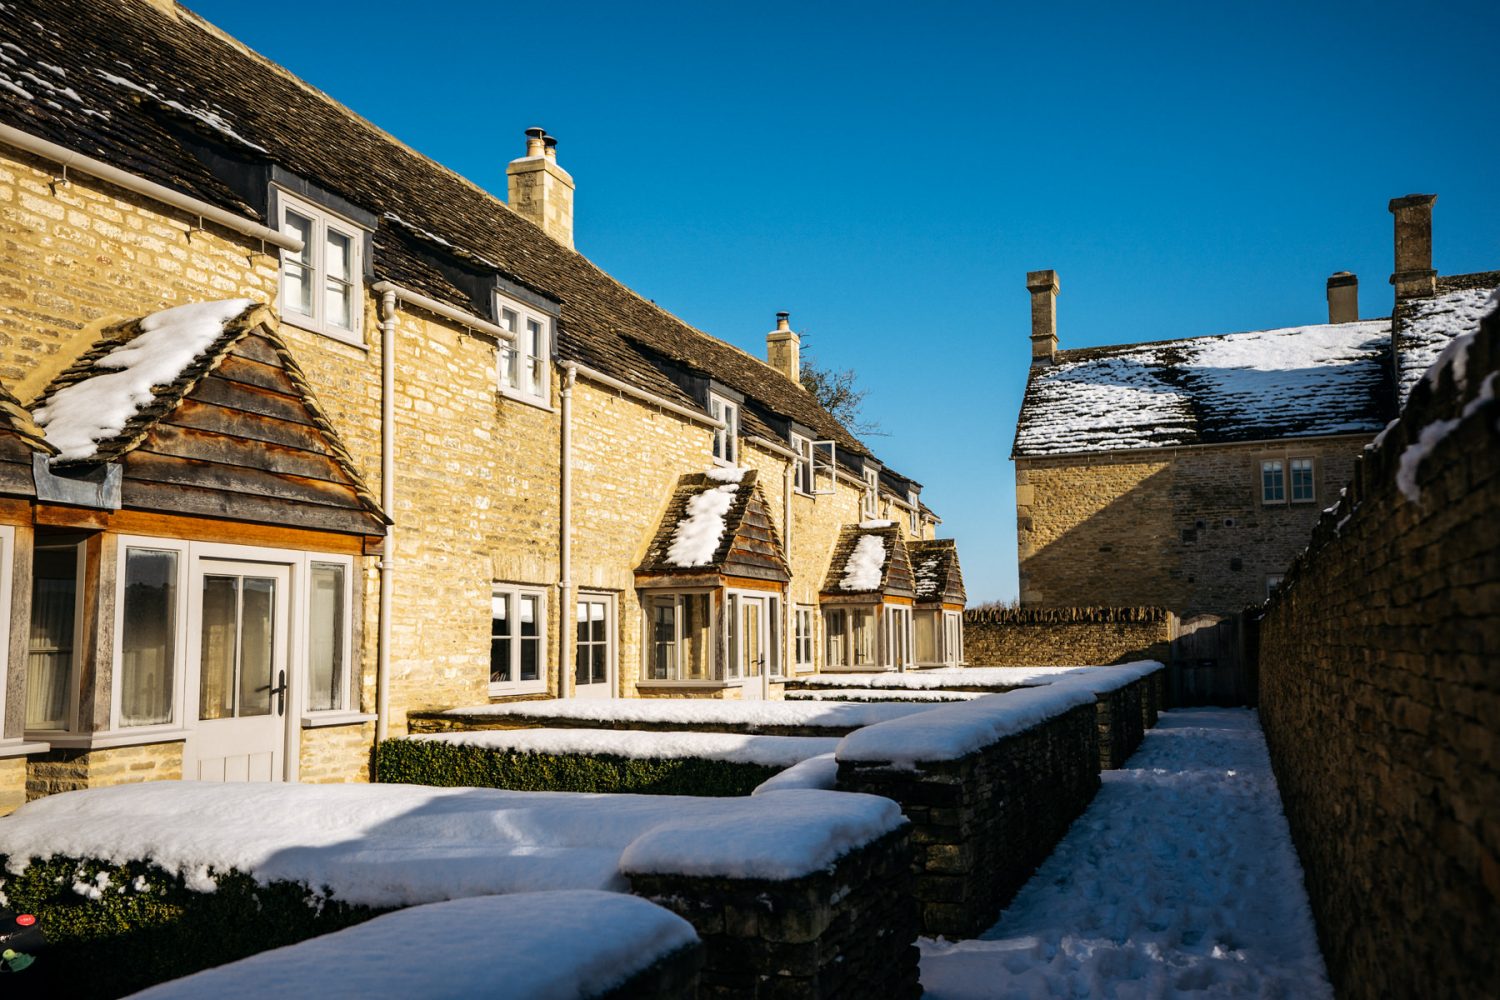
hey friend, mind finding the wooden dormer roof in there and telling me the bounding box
[636,469,789,585]
[908,538,967,607]
[32,302,387,536]
[820,522,916,602]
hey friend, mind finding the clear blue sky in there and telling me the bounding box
[188,0,1498,603]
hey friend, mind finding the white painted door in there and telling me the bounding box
[183,561,291,782]
[574,593,615,699]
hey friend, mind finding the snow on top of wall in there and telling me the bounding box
[619,788,904,878]
[0,782,909,902]
[33,299,254,461]
[751,753,839,795]
[126,891,697,1000]
[406,728,839,769]
[440,697,936,729]
[666,481,738,566]
[788,688,981,703]
[839,534,886,591]
[795,666,1095,690]
[1016,320,1391,456]
[1398,286,1498,404]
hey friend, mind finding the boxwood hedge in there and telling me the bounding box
[0,855,377,999]
[376,739,782,796]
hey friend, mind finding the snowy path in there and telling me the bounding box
[919,709,1331,1000]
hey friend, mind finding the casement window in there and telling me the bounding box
[915,610,938,665]
[26,543,84,732]
[885,605,912,670]
[907,491,920,535]
[307,562,351,712]
[278,192,365,345]
[944,610,963,666]
[496,292,552,405]
[725,591,780,681]
[793,605,816,672]
[823,607,876,668]
[862,468,879,519]
[810,441,838,495]
[648,592,713,681]
[1260,460,1286,504]
[491,585,546,694]
[710,393,739,465]
[1290,458,1315,502]
[118,545,182,727]
[792,435,815,495]
[574,593,617,695]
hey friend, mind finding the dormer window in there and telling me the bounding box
[862,467,879,519]
[277,192,365,346]
[495,292,552,405]
[710,393,738,465]
[907,491,920,534]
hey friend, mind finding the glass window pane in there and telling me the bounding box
[308,563,345,712]
[591,645,606,685]
[325,229,352,281]
[26,547,79,729]
[915,611,937,665]
[238,578,276,717]
[652,599,676,680]
[325,278,353,330]
[281,212,314,317]
[519,594,540,681]
[825,609,845,668]
[853,609,875,666]
[491,592,511,684]
[121,548,177,727]
[725,595,740,679]
[767,598,780,676]
[199,575,239,721]
[684,594,710,680]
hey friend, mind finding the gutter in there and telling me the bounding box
[0,123,301,253]
[571,362,724,429]
[370,281,516,343]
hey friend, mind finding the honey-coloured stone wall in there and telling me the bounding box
[963,606,1174,667]
[25,740,184,799]
[1257,304,1500,1000]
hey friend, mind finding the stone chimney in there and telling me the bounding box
[767,311,801,383]
[1326,271,1359,324]
[507,127,575,249]
[1388,193,1436,299]
[1026,270,1059,365]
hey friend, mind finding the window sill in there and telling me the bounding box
[301,712,377,729]
[0,739,51,758]
[489,683,548,698]
[31,728,192,750]
[497,387,555,413]
[281,314,370,351]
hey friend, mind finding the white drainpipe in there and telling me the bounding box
[559,363,577,698]
[375,289,397,746]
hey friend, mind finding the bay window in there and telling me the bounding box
[824,607,877,669]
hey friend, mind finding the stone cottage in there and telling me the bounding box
[1012,195,1496,618]
[0,0,967,807]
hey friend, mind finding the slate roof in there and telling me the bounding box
[636,470,790,583]
[1013,318,1395,458]
[1393,272,1500,406]
[821,523,915,600]
[32,302,387,524]
[908,538,966,606]
[0,0,885,470]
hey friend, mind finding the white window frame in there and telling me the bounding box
[811,440,837,495]
[490,583,549,696]
[884,604,912,671]
[710,393,739,466]
[791,434,815,496]
[943,610,963,666]
[1260,458,1286,505]
[641,589,719,685]
[823,605,879,670]
[0,525,12,732]
[573,591,618,698]
[494,292,553,408]
[276,190,366,346]
[1289,457,1316,503]
[862,468,880,519]
[24,540,86,735]
[907,492,920,535]
[109,535,190,735]
[793,604,816,672]
[305,555,357,717]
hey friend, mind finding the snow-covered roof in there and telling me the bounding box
[1394,273,1500,406]
[126,891,698,1000]
[821,522,915,599]
[1014,319,1394,457]
[908,538,966,605]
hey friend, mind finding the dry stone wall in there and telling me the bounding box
[963,606,1173,667]
[1257,300,1500,1000]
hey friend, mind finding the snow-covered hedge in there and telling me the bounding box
[377,729,837,796]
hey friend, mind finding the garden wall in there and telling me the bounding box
[1257,298,1500,1000]
[836,693,1101,937]
[963,606,1174,668]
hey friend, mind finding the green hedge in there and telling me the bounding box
[0,855,377,999]
[376,739,782,796]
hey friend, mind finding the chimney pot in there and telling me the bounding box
[1026,269,1060,365]
[524,126,546,157]
[767,311,801,384]
[1388,193,1437,299]
[1326,271,1359,324]
[542,134,558,159]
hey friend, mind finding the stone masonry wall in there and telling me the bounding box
[0,756,24,815]
[627,827,920,999]
[1257,300,1500,1000]
[963,606,1173,667]
[837,703,1099,937]
[25,740,183,799]
[1018,437,1363,616]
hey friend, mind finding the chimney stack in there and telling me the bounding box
[1388,193,1437,300]
[1326,271,1359,324]
[767,311,801,384]
[1026,270,1059,365]
[507,126,575,249]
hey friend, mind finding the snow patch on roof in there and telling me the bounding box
[1398,286,1498,404]
[665,481,738,566]
[705,465,748,483]
[839,534,886,591]
[95,69,265,152]
[34,299,254,461]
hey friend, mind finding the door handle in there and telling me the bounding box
[269,669,287,717]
